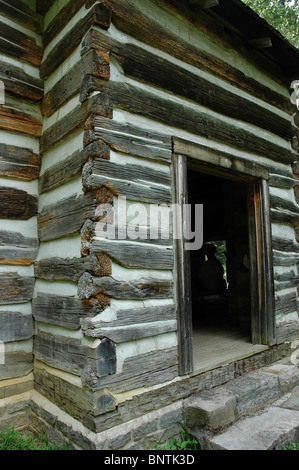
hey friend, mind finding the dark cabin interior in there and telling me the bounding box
[188,167,253,351]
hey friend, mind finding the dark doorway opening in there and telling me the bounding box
[189,170,252,333]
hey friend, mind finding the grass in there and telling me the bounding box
[0,426,69,451]
[157,429,200,451]
[284,443,299,450]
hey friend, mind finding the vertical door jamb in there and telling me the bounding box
[260,179,276,345]
[173,153,193,375]
[247,180,262,344]
[247,179,276,345]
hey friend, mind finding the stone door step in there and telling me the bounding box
[210,399,299,450]
[183,363,299,450]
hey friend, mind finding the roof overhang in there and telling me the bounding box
[181,0,299,78]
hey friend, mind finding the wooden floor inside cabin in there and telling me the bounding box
[192,324,268,374]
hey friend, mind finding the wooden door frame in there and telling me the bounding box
[172,138,276,376]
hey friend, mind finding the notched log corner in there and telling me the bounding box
[78,272,98,300]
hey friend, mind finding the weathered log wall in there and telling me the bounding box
[33,1,178,426]
[31,0,299,431]
[0,0,42,391]
[1,0,297,437]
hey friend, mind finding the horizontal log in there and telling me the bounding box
[270,195,299,214]
[0,143,41,181]
[270,195,299,223]
[32,293,102,329]
[271,210,299,224]
[91,1,294,115]
[273,251,299,267]
[0,230,38,249]
[0,311,33,342]
[93,220,173,246]
[91,239,173,269]
[40,93,113,154]
[85,157,171,187]
[39,140,109,194]
[82,320,177,343]
[0,0,43,33]
[43,0,98,47]
[276,317,299,344]
[275,276,299,291]
[82,29,297,142]
[0,272,35,304]
[84,116,172,163]
[269,165,295,178]
[0,21,43,67]
[82,78,296,165]
[275,292,298,316]
[269,174,298,189]
[0,61,43,103]
[42,49,110,118]
[0,351,33,380]
[35,254,111,282]
[38,190,106,241]
[272,237,299,254]
[0,233,38,267]
[40,3,111,80]
[82,160,172,204]
[82,303,176,330]
[0,105,42,137]
[84,346,178,393]
[78,272,174,300]
[274,270,296,282]
[0,248,38,266]
[34,332,116,378]
[0,187,38,220]
[81,219,173,262]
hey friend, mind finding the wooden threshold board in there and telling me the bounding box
[192,325,268,375]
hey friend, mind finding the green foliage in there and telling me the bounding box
[210,240,228,286]
[284,442,299,450]
[157,429,200,451]
[242,0,299,49]
[0,426,69,451]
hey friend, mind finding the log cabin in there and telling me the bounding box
[0,0,299,450]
